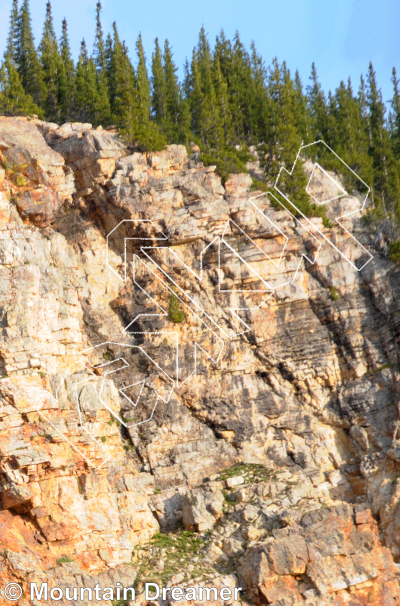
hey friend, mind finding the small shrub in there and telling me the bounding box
[56,556,74,565]
[329,286,340,301]
[389,240,400,262]
[169,293,185,323]
[251,179,269,192]
[15,173,28,187]
[323,216,334,228]
[201,145,251,184]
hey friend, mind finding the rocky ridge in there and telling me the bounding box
[0,116,399,604]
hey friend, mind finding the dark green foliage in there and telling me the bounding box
[388,240,400,262]
[74,40,100,124]
[5,0,19,65]
[169,293,185,323]
[39,2,65,122]
[307,63,328,141]
[16,0,46,106]
[329,286,340,301]
[367,63,400,219]
[390,68,400,160]
[59,19,75,121]
[93,1,106,72]
[201,145,251,184]
[56,556,74,565]
[1,1,400,234]
[0,55,42,117]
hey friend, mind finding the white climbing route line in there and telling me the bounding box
[40,141,374,463]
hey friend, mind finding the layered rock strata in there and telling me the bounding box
[0,117,399,605]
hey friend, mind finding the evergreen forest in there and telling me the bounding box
[1,0,400,249]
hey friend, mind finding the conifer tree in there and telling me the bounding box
[59,18,75,121]
[390,67,400,159]
[0,55,42,116]
[74,39,101,124]
[187,27,224,148]
[107,22,146,146]
[39,1,64,122]
[366,62,399,215]
[306,63,327,144]
[16,0,46,106]
[230,31,255,142]
[213,55,232,144]
[136,34,151,122]
[163,40,189,141]
[91,2,110,125]
[132,33,165,150]
[214,30,232,79]
[104,33,113,83]
[151,38,166,124]
[93,1,106,71]
[324,79,373,190]
[249,40,267,141]
[258,58,310,214]
[5,0,19,65]
[293,70,309,142]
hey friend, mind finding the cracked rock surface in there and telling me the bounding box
[0,117,399,604]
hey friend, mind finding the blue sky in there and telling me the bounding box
[0,0,398,107]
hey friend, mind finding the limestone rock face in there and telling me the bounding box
[239,503,400,605]
[0,118,400,601]
[0,117,75,224]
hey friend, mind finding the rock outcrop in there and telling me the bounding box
[0,116,400,604]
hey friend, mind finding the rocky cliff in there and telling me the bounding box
[0,116,400,605]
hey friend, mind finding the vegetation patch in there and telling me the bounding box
[169,293,185,323]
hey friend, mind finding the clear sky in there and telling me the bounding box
[0,0,398,108]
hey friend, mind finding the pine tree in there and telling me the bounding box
[136,34,151,121]
[163,40,189,141]
[213,55,232,144]
[104,33,113,83]
[151,38,166,123]
[132,34,165,150]
[89,2,110,125]
[187,27,224,148]
[39,1,65,122]
[59,18,75,121]
[249,40,267,141]
[16,0,46,106]
[73,39,101,124]
[259,58,311,215]
[108,23,139,138]
[306,63,327,144]
[321,79,372,191]
[0,55,42,116]
[230,31,255,142]
[93,1,106,71]
[366,62,399,215]
[293,70,309,143]
[390,67,400,159]
[4,0,19,65]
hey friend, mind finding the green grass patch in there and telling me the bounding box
[133,529,212,588]
[56,556,74,565]
[216,463,272,484]
[169,293,185,323]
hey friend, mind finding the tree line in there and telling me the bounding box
[1,0,400,237]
